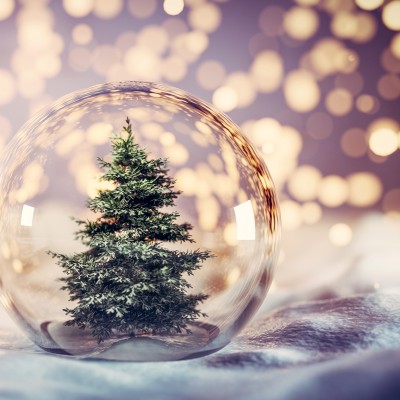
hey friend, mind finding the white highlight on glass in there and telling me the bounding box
[21,204,35,227]
[233,200,256,240]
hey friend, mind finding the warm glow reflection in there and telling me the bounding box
[329,223,353,247]
[233,200,256,240]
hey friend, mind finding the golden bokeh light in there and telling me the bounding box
[212,86,238,112]
[258,5,285,37]
[335,72,364,96]
[318,175,349,207]
[68,47,92,71]
[250,50,283,93]
[341,127,368,158]
[383,189,400,214]
[355,0,383,10]
[391,33,400,58]
[347,172,382,207]
[188,3,221,33]
[283,6,319,40]
[368,128,398,157]
[138,26,169,56]
[163,0,184,16]
[295,0,320,5]
[93,0,123,19]
[356,94,379,114]
[225,72,257,108]
[301,202,322,225]
[381,47,400,73]
[331,11,358,39]
[35,53,62,78]
[329,223,353,247]
[124,46,161,81]
[325,88,353,116]
[288,165,322,202]
[0,0,15,20]
[92,45,120,77]
[353,12,377,43]
[72,24,93,45]
[382,1,400,31]
[284,69,320,112]
[127,0,157,19]
[280,200,302,231]
[377,74,400,100]
[0,69,16,105]
[63,0,94,18]
[162,56,187,82]
[306,112,334,140]
[196,60,226,90]
[87,123,113,146]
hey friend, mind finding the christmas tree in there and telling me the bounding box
[49,119,211,342]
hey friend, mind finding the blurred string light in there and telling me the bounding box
[329,223,353,247]
[0,0,15,20]
[382,1,400,31]
[0,0,399,236]
[355,0,384,10]
[163,0,185,16]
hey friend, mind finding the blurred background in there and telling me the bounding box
[0,0,399,291]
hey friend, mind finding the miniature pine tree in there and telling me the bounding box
[49,118,211,342]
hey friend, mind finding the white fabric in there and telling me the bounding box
[1,212,400,399]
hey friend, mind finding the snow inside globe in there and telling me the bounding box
[0,81,280,361]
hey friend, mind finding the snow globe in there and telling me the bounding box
[0,82,280,361]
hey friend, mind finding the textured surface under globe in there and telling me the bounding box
[0,81,280,361]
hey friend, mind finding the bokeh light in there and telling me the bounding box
[355,0,384,11]
[368,128,399,156]
[283,6,319,40]
[329,223,353,246]
[0,0,15,20]
[0,0,399,245]
[163,0,185,16]
[284,69,320,112]
[382,1,400,31]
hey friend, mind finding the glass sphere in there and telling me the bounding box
[0,81,280,361]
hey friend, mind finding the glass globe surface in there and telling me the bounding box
[0,82,280,361]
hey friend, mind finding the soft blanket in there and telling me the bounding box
[1,212,400,400]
